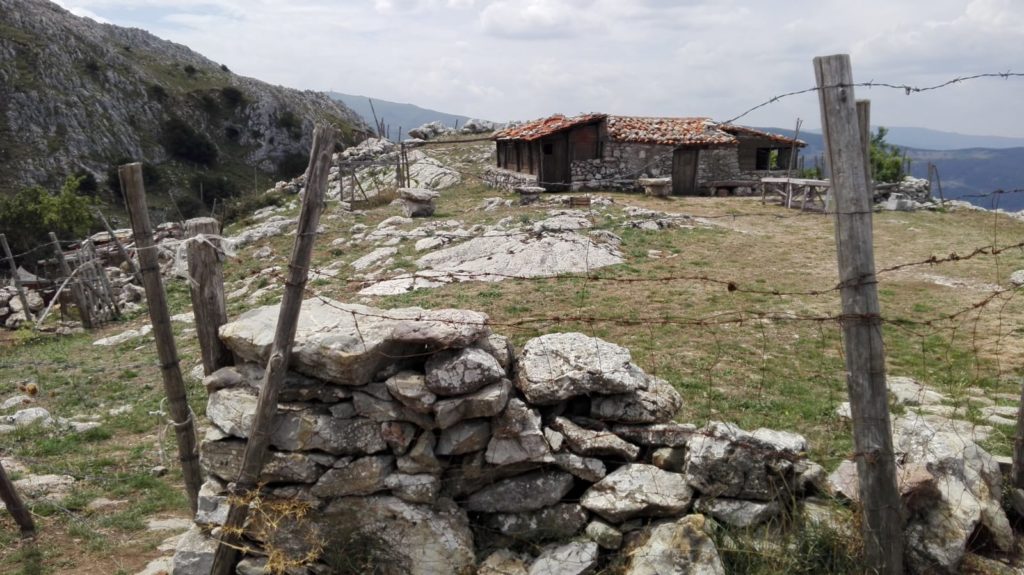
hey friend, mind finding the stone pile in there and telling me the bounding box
[175,298,827,574]
[408,121,452,141]
[0,285,44,329]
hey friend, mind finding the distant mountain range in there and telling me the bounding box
[760,127,1024,211]
[329,92,473,138]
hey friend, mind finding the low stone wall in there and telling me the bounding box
[176,297,829,574]
[482,166,538,192]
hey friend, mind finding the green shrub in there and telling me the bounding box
[870,127,905,184]
[277,152,309,179]
[220,86,245,108]
[147,84,168,102]
[163,118,218,166]
[0,176,95,256]
[106,160,162,197]
[277,109,303,140]
[183,64,198,77]
[222,189,289,224]
[191,173,239,207]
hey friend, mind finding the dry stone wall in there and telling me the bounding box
[175,297,832,574]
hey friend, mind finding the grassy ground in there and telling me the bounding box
[2,141,1023,573]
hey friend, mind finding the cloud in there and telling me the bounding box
[479,0,580,39]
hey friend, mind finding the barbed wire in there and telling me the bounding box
[719,72,1023,124]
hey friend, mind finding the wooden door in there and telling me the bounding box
[672,148,700,195]
[540,136,570,190]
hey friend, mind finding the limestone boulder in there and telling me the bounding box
[425,347,504,396]
[590,376,683,424]
[549,417,639,461]
[385,371,436,413]
[219,299,489,386]
[684,421,802,501]
[433,378,511,429]
[321,496,475,575]
[478,549,530,575]
[581,464,693,522]
[171,526,217,575]
[200,439,330,484]
[623,515,725,575]
[528,541,599,575]
[311,455,395,498]
[516,333,650,404]
[612,423,696,448]
[436,419,491,456]
[485,398,551,466]
[693,497,782,528]
[480,503,588,542]
[466,470,575,513]
[384,473,440,504]
[893,415,1013,574]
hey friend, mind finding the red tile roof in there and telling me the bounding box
[494,114,804,148]
[494,113,606,141]
[605,116,736,146]
[720,124,807,147]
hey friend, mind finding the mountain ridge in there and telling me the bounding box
[0,0,368,207]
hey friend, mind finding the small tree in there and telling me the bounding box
[0,177,95,257]
[869,127,905,183]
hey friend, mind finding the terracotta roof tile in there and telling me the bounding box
[494,113,605,141]
[605,116,737,146]
[494,114,804,148]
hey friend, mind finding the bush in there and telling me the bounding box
[220,86,245,108]
[0,177,95,257]
[221,189,289,224]
[183,64,198,77]
[277,109,303,140]
[106,160,162,197]
[163,118,218,166]
[191,173,239,206]
[870,127,905,184]
[277,152,309,179]
[147,83,168,102]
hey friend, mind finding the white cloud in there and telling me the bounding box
[479,0,580,39]
[45,0,1024,136]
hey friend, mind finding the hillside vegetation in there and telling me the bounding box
[0,0,367,217]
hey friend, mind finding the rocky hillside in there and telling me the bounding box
[0,0,368,202]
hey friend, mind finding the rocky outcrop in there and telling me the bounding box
[0,0,366,197]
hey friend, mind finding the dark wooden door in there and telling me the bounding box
[672,148,700,195]
[540,136,570,190]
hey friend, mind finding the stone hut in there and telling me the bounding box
[490,113,805,195]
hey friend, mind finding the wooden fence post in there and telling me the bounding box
[185,217,233,376]
[0,460,35,538]
[0,234,33,323]
[49,232,94,329]
[84,238,121,321]
[209,125,337,575]
[95,209,141,284]
[814,54,904,575]
[120,162,202,514]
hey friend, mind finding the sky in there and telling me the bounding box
[51,0,1024,136]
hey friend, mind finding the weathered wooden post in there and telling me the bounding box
[49,232,93,329]
[814,54,903,574]
[0,234,33,322]
[83,238,121,321]
[95,209,141,284]
[209,125,337,575]
[120,162,202,514]
[185,217,233,376]
[0,460,35,538]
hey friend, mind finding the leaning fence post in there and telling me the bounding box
[185,217,233,376]
[0,460,34,538]
[0,234,33,323]
[120,162,202,514]
[95,209,141,284]
[209,125,337,575]
[814,54,904,575]
[49,232,94,329]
